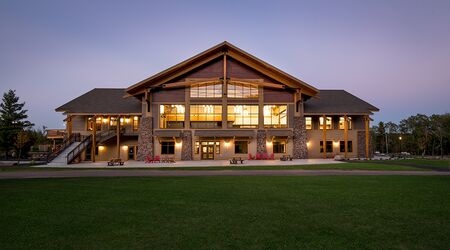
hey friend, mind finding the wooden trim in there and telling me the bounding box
[117,115,121,159]
[344,115,348,159]
[365,115,370,159]
[228,79,284,89]
[222,53,228,129]
[322,115,327,159]
[92,115,96,162]
[162,79,222,89]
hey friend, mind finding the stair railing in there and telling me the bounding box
[66,135,92,164]
[47,133,80,163]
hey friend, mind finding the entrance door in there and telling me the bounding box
[201,144,214,160]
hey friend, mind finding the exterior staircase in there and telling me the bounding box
[47,141,82,166]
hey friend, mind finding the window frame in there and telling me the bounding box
[273,139,286,154]
[234,141,248,154]
[320,141,333,153]
[227,105,259,128]
[339,141,353,153]
[161,141,175,155]
[159,105,185,129]
[227,82,258,98]
[319,116,332,130]
[263,105,288,128]
[190,82,222,98]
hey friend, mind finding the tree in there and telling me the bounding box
[0,90,34,158]
[400,114,430,156]
[15,131,29,165]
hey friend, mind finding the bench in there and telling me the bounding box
[230,157,245,164]
[107,158,124,166]
[280,155,293,161]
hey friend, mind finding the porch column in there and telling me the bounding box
[292,89,307,159]
[116,115,120,159]
[344,115,348,159]
[365,115,370,159]
[67,115,73,138]
[92,115,96,162]
[322,115,327,159]
[222,53,228,129]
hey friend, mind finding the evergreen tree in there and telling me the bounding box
[0,90,33,158]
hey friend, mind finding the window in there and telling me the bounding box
[190,105,222,129]
[319,116,332,130]
[190,82,222,98]
[340,141,353,153]
[273,139,286,154]
[227,105,259,128]
[227,82,258,98]
[96,117,102,131]
[264,105,287,128]
[339,117,352,130]
[161,141,175,154]
[320,141,333,153]
[160,105,185,129]
[195,141,200,154]
[110,117,117,130]
[133,116,139,131]
[215,142,220,154]
[305,117,312,130]
[87,117,94,131]
[234,141,248,154]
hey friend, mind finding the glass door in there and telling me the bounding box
[201,143,214,160]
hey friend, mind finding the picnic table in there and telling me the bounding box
[280,155,293,161]
[107,158,124,166]
[230,157,245,164]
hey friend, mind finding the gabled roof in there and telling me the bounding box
[55,88,141,114]
[304,90,379,114]
[125,41,319,96]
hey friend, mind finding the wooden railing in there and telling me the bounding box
[47,133,80,163]
[66,135,92,164]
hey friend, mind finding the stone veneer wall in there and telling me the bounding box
[256,130,267,154]
[137,116,153,160]
[357,131,373,159]
[181,130,193,160]
[293,116,308,159]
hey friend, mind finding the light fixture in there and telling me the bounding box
[306,141,311,147]
[333,141,340,146]
[102,118,108,124]
[125,118,130,124]
[122,145,128,150]
[134,116,139,121]
[399,136,402,140]
[98,146,105,151]
[120,118,124,123]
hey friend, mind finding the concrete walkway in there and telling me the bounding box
[1,169,450,179]
[35,159,343,168]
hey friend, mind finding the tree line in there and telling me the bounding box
[371,114,450,158]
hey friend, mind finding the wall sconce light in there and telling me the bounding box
[98,146,105,151]
[125,118,131,124]
[306,141,311,147]
[333,141,340,146]
[122,145,128,150]
[120,118,124,123]
[102,118,108,124]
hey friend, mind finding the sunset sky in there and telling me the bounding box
[1,0,449,129]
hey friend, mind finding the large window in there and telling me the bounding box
[273,139,286,154]
[264,105,287,128]
[320,141,333,153]
[227,82,258,98]
[340,141,353,152]
[133,116,139,131]
[339,117,352,130]
[234,141,248,154]
[227,105,259,128]
[96,117,102,131]
[190,105,222,129]
[110,117,117,130]
[190,82,222,98]
[305,117,312,130]
[160,105,185,129]
[319,116,332,130]
[161,141,175,154]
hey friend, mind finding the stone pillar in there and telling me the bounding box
[256,130,267,154]
[137,116,153,160]
[357,131,373,159]
[181,130,193,160]
[293,116,308,159]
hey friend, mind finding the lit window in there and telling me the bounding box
[340,141,353,152]
[87,117,94,131]
[190,105,222,129]
[190,82,222,98]
[227,83,258,98]
[95,117,102,131]
[273,139,286,153]
[133,116,139,131]
[339,117,352,130]
[227,105,259,128]
[110,117,117,130]
[305,117,312,130]
[195,141,200,154]
[263,105,287,128]
[161,141,175,154]
[320,141,333,153]
[234,141,248,154]
[319,117,332,130]
[160,105,185,129]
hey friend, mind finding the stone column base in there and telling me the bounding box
[256,130,267,154]
[137,116,153,160]
[293,116,307,159]
[181,130,193,161]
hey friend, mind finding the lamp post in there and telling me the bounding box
[399,136,402,153]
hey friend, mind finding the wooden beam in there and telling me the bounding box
[228,79,285,89]
[67,115,72,138]
[322,115,327,159]
[344,115,348,159]
[92,115,96,163]
[162,79,221,89]
[222,53,227,129]
[365,115,370,159]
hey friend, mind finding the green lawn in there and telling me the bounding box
[0,162,427,172]
[1,176,450,249]
[370,158,450,169]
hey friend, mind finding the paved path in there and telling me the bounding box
[1,170,450,179]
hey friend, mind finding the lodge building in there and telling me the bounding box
[55,42,378,163]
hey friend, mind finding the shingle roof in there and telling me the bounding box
[55,88,141,114]
[304,90,379,114]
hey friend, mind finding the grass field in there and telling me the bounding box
[0,162,430,172]
[1,176,450,249]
